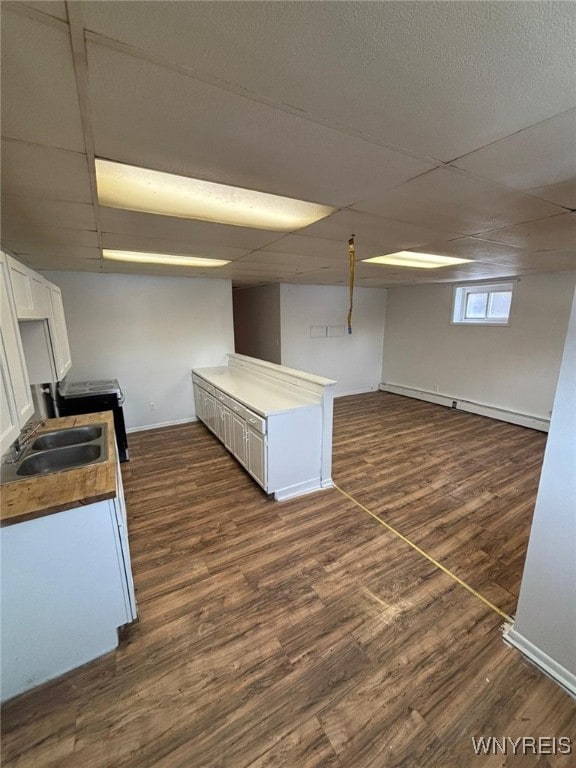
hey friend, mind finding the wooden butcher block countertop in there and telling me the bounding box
[0,411,117,527]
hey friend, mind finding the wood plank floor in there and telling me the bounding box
[2,392,575,767]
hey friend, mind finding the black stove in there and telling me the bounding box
[57,378,129,461]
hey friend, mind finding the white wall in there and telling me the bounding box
[233,284,281,364]
[382,272,576,420]
[280,284,386,396]
[43,272,234,431]
[506,283,576,694]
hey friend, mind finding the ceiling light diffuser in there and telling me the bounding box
[102,250,230,267]
[362,251,473,269]
[95,159,335,231]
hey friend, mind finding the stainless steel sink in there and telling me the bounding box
[16,444,103,476]
[32,426,103,450]
[1,423,108,483]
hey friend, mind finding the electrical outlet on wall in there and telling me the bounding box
[150,401,157,412]
[433,384,440,393]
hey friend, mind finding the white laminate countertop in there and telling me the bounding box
[193,366,321,417]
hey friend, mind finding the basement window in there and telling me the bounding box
[452,282,514,325]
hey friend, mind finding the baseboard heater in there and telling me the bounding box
[379,383,550,432]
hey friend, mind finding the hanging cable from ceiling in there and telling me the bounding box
[347,235,355,334]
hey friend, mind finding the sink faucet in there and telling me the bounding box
[5,421,44,464]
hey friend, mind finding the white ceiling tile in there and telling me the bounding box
[99,208,282,251]
[2,245,101,261]
[477,213,576,250]
[1,8,85,151]
[1,141,92,202]
[20,2,68,21]
[451,110,576,193]
[476,249,576,272]
[299,209,460,256]
[353,167,564,236]
[3,227,99,252]
[262,234,355,261]
[82,1,576,160]
[2,195,96,232]
[237,251,337,271]
[87,40,436,208]
[527,178,576,210]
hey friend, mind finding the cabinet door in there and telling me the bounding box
[232,412,247,467]
[247,426,267,489]
[193,384,205,422]
[223,406,233,451]
[0,254,34,450]
[214,401,226,441]
[47,285,72,379]
[204,391,216,432]
[6,257,48,320]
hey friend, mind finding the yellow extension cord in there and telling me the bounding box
[334,483,513,623]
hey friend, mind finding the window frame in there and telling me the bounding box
[451,280,515,326]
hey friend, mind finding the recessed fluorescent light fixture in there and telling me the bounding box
[95,159,335,231]
[102,250,230,267]
[362,251,473,269]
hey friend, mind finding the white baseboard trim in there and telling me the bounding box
[503,625,576,699]
[379,383,549,432]
[274,478,331,501]
[127,416,198,434]
[335,386,381,398]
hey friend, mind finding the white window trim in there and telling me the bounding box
[451,281,515,326]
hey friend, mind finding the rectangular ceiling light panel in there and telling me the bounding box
[102,250,230,267]
[362,251,473,269]
[95,159,335,231]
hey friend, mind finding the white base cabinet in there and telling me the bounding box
[193,354,335,501]
[0,461,136,702]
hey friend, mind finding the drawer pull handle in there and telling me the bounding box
[249,418,256,423]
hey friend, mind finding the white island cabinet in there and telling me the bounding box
[193,353,336,501]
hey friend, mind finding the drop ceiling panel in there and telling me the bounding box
[236,251,337,271]
[99,208,282,251]
[82,1,576,160]
[262,234,357,262]
[477,250,576,272]
[299,210,460,254]
[1,8,85,151]
[526,178,576,210]
[353,167,564,236]
[2,196,96,232]
[478,213,576,250]
[21,2,68,21]
[3,227,99,253]
[87,40,436,208]
[452,110,576,194]
[2,245,101,262]
[1,141,92,203]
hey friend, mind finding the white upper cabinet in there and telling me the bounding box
[6,256,48,320]
[0,252,34,452]
[46,283,72,380]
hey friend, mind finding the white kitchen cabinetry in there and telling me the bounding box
[0,253,34,451]
[6,256,48,320]
[46,283,72,380]
[4,254,73,385]
[192,353,335,501]
[0,453,136,702]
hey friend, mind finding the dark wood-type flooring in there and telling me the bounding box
[2,393,575,767]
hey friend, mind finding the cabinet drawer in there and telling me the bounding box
[229,399,266,434]
[214,388,230,407]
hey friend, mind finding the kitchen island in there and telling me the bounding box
[193,353,336,500]
[0,412,137,702]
